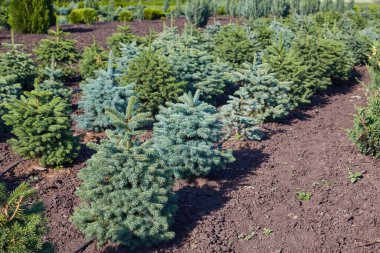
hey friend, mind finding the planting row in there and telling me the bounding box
[0,8,380,253]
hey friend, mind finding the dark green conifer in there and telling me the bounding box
[212,24,259,67]
[263,35,312,107]
[8,0,55,34]
[2,85,79,167]
[125,48,186,115]
[0,182,47,253]
[34,26,80,77]
[80,39,108,80]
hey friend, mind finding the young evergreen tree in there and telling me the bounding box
[34,26,80,77]
[115,42,142,76]
[349,92,380,157]
[2,85,79,167]
[107,24,144,58]
[263,35,313,107]
[212,24,259,67]
[0,75,20,131]
[153,90,235,179]
[0,39,37,90]
[77,54,135,132]
[80,39,108,80]
[124,48,186,115]
[8,0,55,34]
[164,44,233,102]
[221,91,263,141]
[39,60,72,100]
[71,97,177,249]
[229,62,292,122]
[0,182,47,253]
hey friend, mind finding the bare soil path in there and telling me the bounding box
[0,56,379,252]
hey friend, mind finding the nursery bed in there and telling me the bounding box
[1,66,379,253]
[0,16,240,53]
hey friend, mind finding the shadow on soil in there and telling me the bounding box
[103,148,269,253]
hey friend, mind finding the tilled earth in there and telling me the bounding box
[0,19,379,253]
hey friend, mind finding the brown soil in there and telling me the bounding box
[0,19,379,253]
[0,16,238,53]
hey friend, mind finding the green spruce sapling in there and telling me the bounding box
[153,90,235,179]
[34,24,80,78]
[263,35,312,107]
[71,96,177,250]
[125,48,186,115]
[0,32,37,90]
[212,24,259,67]
[0,182,47,253]
[2,85,79,167]
[80,39,108,79]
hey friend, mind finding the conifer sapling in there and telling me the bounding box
[153,90,235,179]
[71,96,178,249]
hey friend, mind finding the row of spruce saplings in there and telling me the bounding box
[0,10,379,252]
[4,0,379,35]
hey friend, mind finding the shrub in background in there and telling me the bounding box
[8,0,55,34]
[77,56,135,132]
[118,10,134,21]
[125,48,186,115]
[212,24,259,67]
[185,0,213,27]
[154,91,235,179]
[80,39,108,79]
[144,8,165,20]
[0,182,47,253]
[72,97,177,249]
[69,8,98,24]
[34,26,80,77]
[349,92,380,157]
[369,42,380,91]
[2,86,79,167]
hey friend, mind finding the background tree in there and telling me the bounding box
[153,90,235,179]
[8,0,55,34]
[185,0,213,27]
